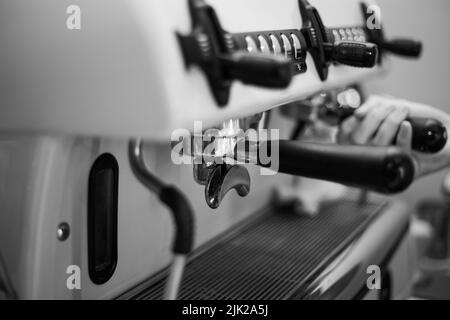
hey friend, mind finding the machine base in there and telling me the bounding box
[118,199,412,300]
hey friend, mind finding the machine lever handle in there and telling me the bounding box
[323,41,378,68]
[408,117,448,153]
[221,52,294,88]
[382,38,422,58]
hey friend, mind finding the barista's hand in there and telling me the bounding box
[337,95,412,148]
[337,95,450,178]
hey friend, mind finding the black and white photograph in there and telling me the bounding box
[1,0,450,309]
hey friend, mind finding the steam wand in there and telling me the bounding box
[128,139,195,300]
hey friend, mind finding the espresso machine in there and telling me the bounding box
[0,0,445,300]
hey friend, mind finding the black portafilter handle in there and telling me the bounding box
[409,117,448,153]
[240,140,415,194]
[221,52,294,88]
[324,41,378,68]
[332,106,448,154]
[382,39,422,58]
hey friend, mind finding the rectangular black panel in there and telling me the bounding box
[88,153,119,285]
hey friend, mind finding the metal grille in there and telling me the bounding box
[122,200,385,300]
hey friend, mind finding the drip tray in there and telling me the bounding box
[119,199,386,300]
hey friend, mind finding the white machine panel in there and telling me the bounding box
[0,0,378,140]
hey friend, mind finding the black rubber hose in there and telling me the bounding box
[159,186,195,255]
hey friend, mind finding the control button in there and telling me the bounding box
[358,29,366,42]
[269,34,282,55]
[332,29,340,42]
[346,29,354,41]
[280,34,292,58]
[258,35,270,54]
[351,28,360,41]
[290,33,302,60]
[339,29,347,41]
[245,36,258,53]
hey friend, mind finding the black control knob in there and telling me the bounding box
[382,39,422,58]
[410,117,447,153]
[178,0,295,106]
[361,3,423,61]
[222,52,294,88]
[324,41,379,68]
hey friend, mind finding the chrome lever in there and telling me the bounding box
[205,164,251,209]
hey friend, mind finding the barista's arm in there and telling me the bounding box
[337,95,450,178]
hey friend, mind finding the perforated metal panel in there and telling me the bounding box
[120,200,385,300]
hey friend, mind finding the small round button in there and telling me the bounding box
[280,34,292,58]
[245,36,258,53]
[258,35,270,54]
[269,34,282,55]
[57,222,70,241]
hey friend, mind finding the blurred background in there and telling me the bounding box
[367,0,450,206]
[366,0,450,298]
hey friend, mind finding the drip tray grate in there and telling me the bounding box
[120,199,385,300]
